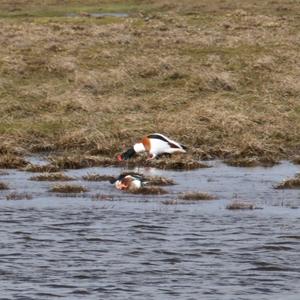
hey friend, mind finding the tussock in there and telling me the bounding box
[91,194,114,201]
[49,184,88,193]
[180,192,216,201]
[0,155,28,169]
[275,175,300,189]
[161,199,178,205]
[82,173,115,181]
[6,192,33,200]
[127,186,168,195]
[225,156,279,167]
[145,176,176,186]
[292,157,300,165]
[0,182,9,190]
[23,164,60,173]
[49,155,113,169]
[226,201,256,210]
[30,173,74,181]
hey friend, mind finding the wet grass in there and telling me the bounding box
[127,186,168,195]
[49,155,113,169]
[180,192,216,201]
[161,199,178,205]
[122,156,209,170]
[275,175,300,189]
[91,194,114,201]
[30,173,74,181]
[23,164,61,173]
[145,176,176,186]
[226,201,256,210]
[6,192,33,200]
[225,157,279,168]
[0,182,9,190]
[82,173,115,182]
[0,155,28,169]
[292,157,300,165]
[49,184,88,193]
[1,1,300,162]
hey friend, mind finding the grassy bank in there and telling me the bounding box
[1,0,300,164]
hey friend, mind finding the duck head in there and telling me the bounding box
[117,143,145,161]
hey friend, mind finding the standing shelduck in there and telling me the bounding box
[110,173,146,191]
[117,133,187,161]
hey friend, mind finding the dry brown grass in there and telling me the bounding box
[180,192,216,201]
[0,1,300,162]
[275,174,300,189]
[30,172,74,181]
[6,192,33,200]
[82,173,115,181]
[49,184,88,193]
[0,182,9,190]
[0,155,28,169]
[226,201,255,210]
[292,157,300,165]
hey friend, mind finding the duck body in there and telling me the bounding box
[118,133,187,161]
[110,173,146,191]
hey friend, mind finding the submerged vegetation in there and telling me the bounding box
[50,184,88,193]
[180,192,216,201]
[127,186,168,195]
[6,192,33,200]
[30,172,74,181]
[0,0,300,165]
[82,173,115,181]
[275,174,300,189]
[0,182,9,190]
[226,201,256,210]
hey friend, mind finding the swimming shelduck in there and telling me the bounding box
[117,133,187,161]
[110,173,146,191]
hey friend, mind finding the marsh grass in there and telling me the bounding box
[275,175,300,189]
[180,192,216,201]
[91,194,114,201]
[0,182,9,190]
[161,199,178,205]
[0,155,28,169]
[225,157,279,168]
[49,184,88,193]
[226,201,255,210]
[145,176,175,186]
[6,192,33,200]
[23,164,60,173]
[127,186,168,195]
[30,172,74,181]
[1,0,300,162]
[49,155,113,169]
[82,173,115,182]
[292,157,300,165]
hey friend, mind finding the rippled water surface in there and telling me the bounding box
[0,160,299,299]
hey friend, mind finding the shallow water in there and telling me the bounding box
[0,160,299,299]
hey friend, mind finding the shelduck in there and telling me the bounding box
[117,133,187,161]
[110,173,146,191]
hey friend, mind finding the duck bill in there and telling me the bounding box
[118,147,136,161]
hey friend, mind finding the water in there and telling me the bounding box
[0,160,299,299]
